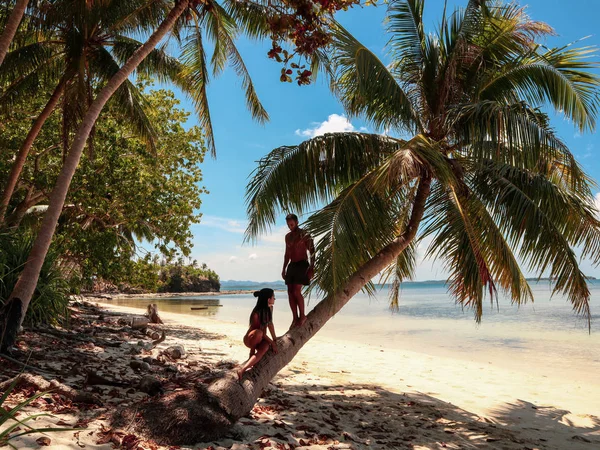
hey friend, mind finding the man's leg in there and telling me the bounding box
[288,284,298,327]
[294,284,307,327]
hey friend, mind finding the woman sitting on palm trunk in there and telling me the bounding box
[237,288,278,379]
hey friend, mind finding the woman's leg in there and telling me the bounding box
[237,340,270,380]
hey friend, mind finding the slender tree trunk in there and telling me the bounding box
[0,78,66,225]
[0,0,29,67]
[5,0,190,330]
[128,177,432,445]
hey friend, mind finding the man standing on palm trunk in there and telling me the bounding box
[282,214,315,328]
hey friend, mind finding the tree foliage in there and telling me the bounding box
[247,0,600,325]
[0,79,211,291]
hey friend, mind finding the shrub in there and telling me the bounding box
[0,232,70,326]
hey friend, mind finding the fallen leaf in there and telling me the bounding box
[36,437,51,446]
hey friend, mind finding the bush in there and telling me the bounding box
[0,232,70,326]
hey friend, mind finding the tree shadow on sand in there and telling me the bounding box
[489,399,600,449]
[195,380,600,450]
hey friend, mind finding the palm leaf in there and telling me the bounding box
[331,21,420,133]
[472,160,593,326]
[178,18,216,155]
[245,133,407,241]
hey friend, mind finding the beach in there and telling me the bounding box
[97,297,600,449]
[3,292,599,450]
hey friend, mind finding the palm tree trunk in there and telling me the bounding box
[5,0,190,329]
[0,78,66,225]
[0,0,29,67]
[132,176,432,445]
[209,175,432,418]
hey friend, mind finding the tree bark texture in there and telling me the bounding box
[0,0,29,67]
[0,78,66,224]
[5,0,190,334]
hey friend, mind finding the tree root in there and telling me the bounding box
[111,386,233,445]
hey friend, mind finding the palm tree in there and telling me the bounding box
[161,0,600,439]
[1,0,275,341]
[0,0,194,224]
[0,0,29,66]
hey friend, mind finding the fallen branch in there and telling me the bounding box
[0,373,102,405]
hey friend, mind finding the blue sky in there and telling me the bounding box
[168,0,600,282]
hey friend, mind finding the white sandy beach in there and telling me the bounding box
[3,299,599,450]
[95,301,600,449]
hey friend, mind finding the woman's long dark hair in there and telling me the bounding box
[250,288,273,326]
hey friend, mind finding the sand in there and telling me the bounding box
[3,301,599,450]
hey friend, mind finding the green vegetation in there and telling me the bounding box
[0,232,69,326]
[0,79,218,309]
[93,256,220,294]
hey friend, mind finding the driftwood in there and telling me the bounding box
[130,317,149,330]
[152,331,166,347]
[146,304,163,324]
[0,373,102,405]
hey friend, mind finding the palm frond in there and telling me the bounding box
[306,173,411,299]
[205,0,269,123]
[451,100,585,185]
[110,36,184,83]
[477,44,600,131]
[331,21,420,133]
[93,46,157,148]
[245,133,407,241]
[381,241,417,312]
[387,0,426,77]
[472,160,593,325]
[178,19,215,155]
[222,0,271,40]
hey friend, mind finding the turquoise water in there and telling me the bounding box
[108,280,600,384]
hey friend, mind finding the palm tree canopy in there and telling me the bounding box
[0,0,272,156]
[246,0,600,326]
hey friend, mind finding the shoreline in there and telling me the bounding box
[92,300,600,449]
[78,289,258,301]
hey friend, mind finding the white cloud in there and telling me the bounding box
[248,253,258,260]
[295,114,356,138]
[228,256,238,263]
[199,215,246,233]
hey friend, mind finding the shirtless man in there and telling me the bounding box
[282,214,315,328]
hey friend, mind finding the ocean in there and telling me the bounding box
[107,280,600,387]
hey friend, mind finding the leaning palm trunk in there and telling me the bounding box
[119,177,431,445]
[4,0,190,334]
[0,78,66,225]
[209,176,431,417]
[0,0,29,67]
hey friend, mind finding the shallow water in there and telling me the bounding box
[107,280,600,387]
